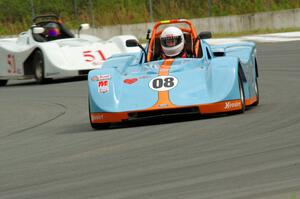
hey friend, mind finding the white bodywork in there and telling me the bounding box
[0,29,140,82]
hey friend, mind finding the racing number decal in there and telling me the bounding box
[83,50,106,62]
[152,77,174,88]
[149,76,178,91]
[97,50,106,60]
[7,54,16,73]
[83,51,94,62]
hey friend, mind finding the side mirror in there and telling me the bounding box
[126,39,139,47]
[198,31,212,39]
[77,23,90,38]
[146,29,151,40]
[32,27,45,34]
[80,23,90,30]
[126,39,146,64]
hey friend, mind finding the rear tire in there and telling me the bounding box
[33,50,49,84]
[0,80,8,86]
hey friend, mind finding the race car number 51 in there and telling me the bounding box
[149,76,178,91]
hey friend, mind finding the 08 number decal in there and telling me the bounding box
[149,76,178,91]
[152,77,174,88]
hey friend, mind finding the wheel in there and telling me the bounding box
[0,80,8,86]
[33,50,49,84]
[237,75,246,113]
[88,98,110,130]
[252,78,259,106]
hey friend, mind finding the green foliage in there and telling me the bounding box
[0,0,300,35]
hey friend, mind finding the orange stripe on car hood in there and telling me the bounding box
[158,59,173,76]
[147,59,176,110]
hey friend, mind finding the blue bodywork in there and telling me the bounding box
[88,39,257,120]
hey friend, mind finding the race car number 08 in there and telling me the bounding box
[149,76,178,91]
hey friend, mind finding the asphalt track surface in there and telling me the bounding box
[1,41,300,199]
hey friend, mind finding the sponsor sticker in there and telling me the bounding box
[91,114,104,121]
[138,75,151,79]
[92,61,103,66]
[224,101,241,109]
[130,69,139,73]
[91,76,98,81]
[158,104,168,107]
[149,76,178,91]
[98,80,109,94]
[46,72,60,76]
[91,74,111,81]
[99,74,111,80]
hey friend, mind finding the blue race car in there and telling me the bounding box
[88,19,259,129]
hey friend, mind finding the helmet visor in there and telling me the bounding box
[161,35,182,47]
[48,28,60,37]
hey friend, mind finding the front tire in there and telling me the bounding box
[238,75,246,113]
[90,120,110,130]
[0,80,8,87]
[253,78,259,106]
[33,50,48,84]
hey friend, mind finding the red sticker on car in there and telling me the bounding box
[98,80,109,87]
[124,78,138,84]
[7,54,16,73]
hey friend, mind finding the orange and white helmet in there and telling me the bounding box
[160,26,184,57]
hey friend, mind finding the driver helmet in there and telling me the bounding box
[44,22,61,37]
[160,26,185,57]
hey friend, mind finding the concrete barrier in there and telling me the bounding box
[83,8,300,40]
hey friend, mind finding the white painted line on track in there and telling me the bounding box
[207,31,300,45]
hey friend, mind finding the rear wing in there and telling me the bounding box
[33,14,60,24]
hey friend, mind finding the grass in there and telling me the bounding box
[1,0,300,35]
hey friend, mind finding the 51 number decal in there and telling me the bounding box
[149,76,178,91]
[83,50,106,62]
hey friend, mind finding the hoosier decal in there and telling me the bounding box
[91,74,111,81]
[224,101,241,109]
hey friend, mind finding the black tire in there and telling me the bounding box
[0,80,8,87]
[252,78,259,106]
[238,75,246,113]
[33,50,48,84]
[88,98,110,130]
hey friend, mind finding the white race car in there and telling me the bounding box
[0,14,140,86]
